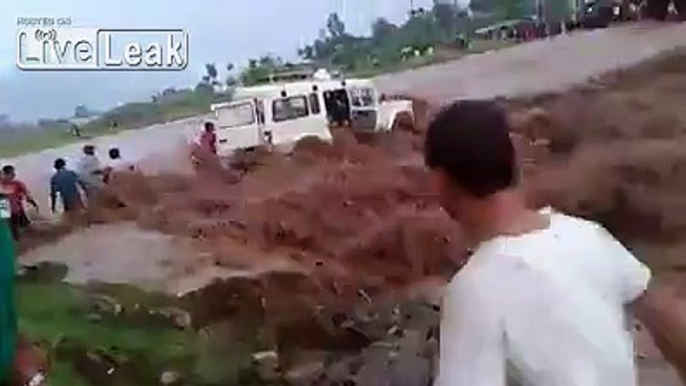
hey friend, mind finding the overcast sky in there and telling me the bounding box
[0,0,449,122]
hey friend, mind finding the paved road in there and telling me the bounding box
[3,22,685,212]
[0,115,209,215]
[375,22,686,105]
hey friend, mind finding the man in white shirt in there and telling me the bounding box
[424,100,686,386]
[76,144,103,194]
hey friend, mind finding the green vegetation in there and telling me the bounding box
[16,265,264,386]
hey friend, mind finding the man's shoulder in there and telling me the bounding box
[53,170,76,180]
[447,257,495,296]
[549,211,609,244]
[551,210,598,227]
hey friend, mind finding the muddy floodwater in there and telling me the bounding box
[7,24,686,386]
[20,223,192,291]
[20,222,304,296]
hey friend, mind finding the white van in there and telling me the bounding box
[209,77,413,156]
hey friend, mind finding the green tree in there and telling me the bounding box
[238,55,283,86]
[326,13,346,38]
[205,63,218,80]
[542,0,571,21]
[433,2,459,39]
[470,0,499,13]
[297,46,315,60]
[194,81,214,97]
[225,63,238,88]
[371,18,398,44]
[258,55,282,68]
[496,0,532,19]
[204,63,221,89]
[401,10,441,51]
[73,104,91,118]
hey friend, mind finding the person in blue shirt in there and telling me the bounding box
[50,158,85,214]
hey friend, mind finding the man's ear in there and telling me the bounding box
[428,169,446,194]
[428,169,454,197]
[432,169,466,200]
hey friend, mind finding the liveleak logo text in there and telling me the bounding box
[16,28,188,71]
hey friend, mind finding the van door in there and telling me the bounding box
[212,100,263,155]
[267,93,331,153]
[347,87,379,132]
[377,99,414,132]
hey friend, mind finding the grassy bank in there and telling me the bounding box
[16,265,264,386]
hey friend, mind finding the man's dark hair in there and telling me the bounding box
[204,122,215,131]
[1,165,14,175]
[424,100,517,198]
[54,158,66,170]
[109,148,121,159]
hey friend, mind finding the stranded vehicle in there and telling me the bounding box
[207,70,414,156]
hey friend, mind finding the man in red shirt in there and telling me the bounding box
[0,165,38,240]
[200,121,218,155]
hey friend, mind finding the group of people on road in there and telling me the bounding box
[0,144,133,241]
[3,120,218,242]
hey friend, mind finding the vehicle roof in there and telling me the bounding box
[231,78,375,101]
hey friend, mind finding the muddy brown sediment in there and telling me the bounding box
[22,50,686,306]
[98,99,465,301]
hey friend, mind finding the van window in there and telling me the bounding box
[349,88,376,108]
[272,96,309,122]
[215,102,255,127]
[309,93,321,115]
